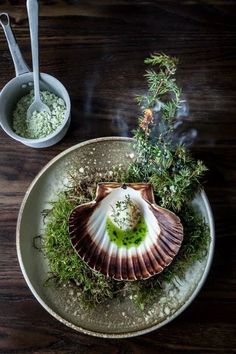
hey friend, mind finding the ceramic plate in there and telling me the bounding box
[16,137,214,338]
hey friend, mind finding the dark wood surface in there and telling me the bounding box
[0,1,236,353]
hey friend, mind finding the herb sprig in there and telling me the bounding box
[110,194,141,230]
[128,53,207,211]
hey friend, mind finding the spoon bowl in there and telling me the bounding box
[26,97,51,120]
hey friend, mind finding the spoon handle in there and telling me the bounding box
[0,13,30,76]
[27,0,40,101]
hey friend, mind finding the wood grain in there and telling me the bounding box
[0,1,236,353]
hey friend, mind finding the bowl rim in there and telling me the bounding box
[16,136,215,338]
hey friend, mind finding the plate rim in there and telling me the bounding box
[16,136,215,338]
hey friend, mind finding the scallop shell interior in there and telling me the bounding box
[69,183,183,281]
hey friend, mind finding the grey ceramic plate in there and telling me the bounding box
[16,137,215,338]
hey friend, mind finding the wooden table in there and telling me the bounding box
[0,1,235,353]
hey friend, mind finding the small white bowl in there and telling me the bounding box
[0,72,71,148]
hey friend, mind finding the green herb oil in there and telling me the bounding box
[106,216,148,248]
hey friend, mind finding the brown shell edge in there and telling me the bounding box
[68,183,184,281]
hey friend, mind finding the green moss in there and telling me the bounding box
[43,193,117,305]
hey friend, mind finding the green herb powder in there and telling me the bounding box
[13,90,66,139]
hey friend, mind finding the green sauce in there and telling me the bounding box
[106,216,148,248]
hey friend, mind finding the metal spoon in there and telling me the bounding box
[26,0,50,120]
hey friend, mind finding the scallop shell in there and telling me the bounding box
[69,183,183,281]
